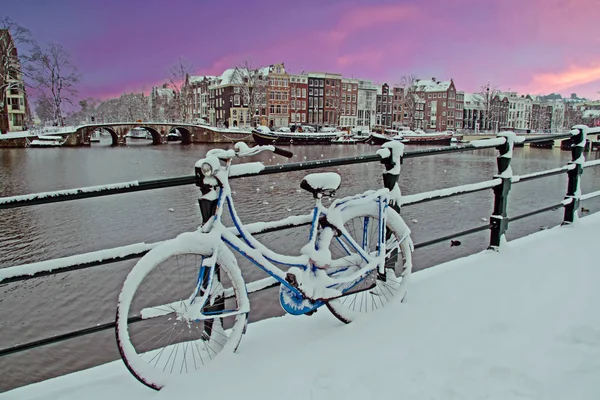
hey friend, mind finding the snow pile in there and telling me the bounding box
[3,213,600,400]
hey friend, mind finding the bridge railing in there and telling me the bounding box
[1,128,600,359]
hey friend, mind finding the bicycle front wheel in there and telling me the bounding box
[325,203,413,323]
[116,233,249,390]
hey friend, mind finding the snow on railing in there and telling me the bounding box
[580,190,600,201]
[0,213,314,284]
[583,159,600,168]
[511,164,576,183]
[400,179,501,206]
[0,181,140,207]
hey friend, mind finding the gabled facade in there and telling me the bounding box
[414,77,458,131]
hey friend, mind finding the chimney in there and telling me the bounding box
[431,77,436,82]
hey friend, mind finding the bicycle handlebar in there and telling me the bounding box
[234,142,294,159]
[272,147,293,158]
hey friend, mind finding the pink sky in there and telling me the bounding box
[4,0,599,100]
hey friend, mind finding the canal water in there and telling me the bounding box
[1,139,599,392]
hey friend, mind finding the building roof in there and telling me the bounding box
[188,75,216,84]
[414,78,453,92]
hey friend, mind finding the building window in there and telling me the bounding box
[302,88,306,97]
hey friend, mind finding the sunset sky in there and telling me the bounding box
[4,0,599,100]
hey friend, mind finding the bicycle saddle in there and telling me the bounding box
[300,172,341,198]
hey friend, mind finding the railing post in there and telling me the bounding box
[488,132,517,250]
[563,125,587,225]
[379,141,404,214]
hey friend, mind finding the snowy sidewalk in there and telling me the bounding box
[2,214,600,400]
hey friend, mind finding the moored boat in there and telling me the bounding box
[125,127,152,140]
[167,131,182,142]
[28,135,67,147]
[401,130,454,146]
[251,126,339,145]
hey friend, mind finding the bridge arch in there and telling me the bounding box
[84,126,119,146]
[171,126,192,144]
[137,126,163,145]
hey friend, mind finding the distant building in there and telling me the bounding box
[413,77,458,131]
[340,78,358,128]
[185,75,216,123]
[323,73,342,126]
[289,74,308,126]
[0,29,29,133]
[376,83,393,128]
[356,79,377,130]
[307,73,325,125]
[267,63,289,128]
[498,92,533,131]
[462,93,485,132]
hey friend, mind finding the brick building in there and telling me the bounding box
[414,78,458,131]
[376,83,393,128]
[185,75,215,123]
[323,73,342,126]
[289,74,308,126]
[267,63,289,128]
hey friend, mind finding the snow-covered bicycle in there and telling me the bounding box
[115,141,413,390]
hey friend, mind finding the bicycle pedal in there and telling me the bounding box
[304,309,318,316]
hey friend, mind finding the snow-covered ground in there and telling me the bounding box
[3,213,600,400]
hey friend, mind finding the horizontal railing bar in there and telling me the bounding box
[0,317,140,357]
[0,277,284,357]
[522,133,572,143]
[0,215,314,284]
[512,165,574,183]
[583,159,600,168]
[401,179,501,206]
[507,202,565,223]
[0,142,508,210]
[580,190,600,201]
[413,224,490,249]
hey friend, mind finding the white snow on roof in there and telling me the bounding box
[414,79,452,92]
[463,93,484,107]
[188,75,216,84]
[583,109,600,118]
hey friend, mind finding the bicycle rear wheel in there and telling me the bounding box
[325,203,413,323]
[116,234,249,390]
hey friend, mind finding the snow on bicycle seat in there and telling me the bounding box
[300,172,341,197]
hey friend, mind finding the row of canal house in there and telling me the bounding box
[183,66,515,132]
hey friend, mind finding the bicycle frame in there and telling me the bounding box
[195,155,392,315]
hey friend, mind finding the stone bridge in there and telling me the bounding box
[64,123,253,146]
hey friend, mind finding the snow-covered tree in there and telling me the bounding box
[167,57,192,122]
[397,74,418,129]
[25,42,80,125]
[231,59,268,127]
[478,82,500,132]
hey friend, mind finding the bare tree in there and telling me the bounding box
[34,92,54,124]
[25,42,80,125]
[0,18,34,132]
[117,92,149,122]
[231,59,268,127]
[397,74,418,129]
[478,82,500,132]
[167,57,192,122]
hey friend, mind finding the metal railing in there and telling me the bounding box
[1,129,600,359]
